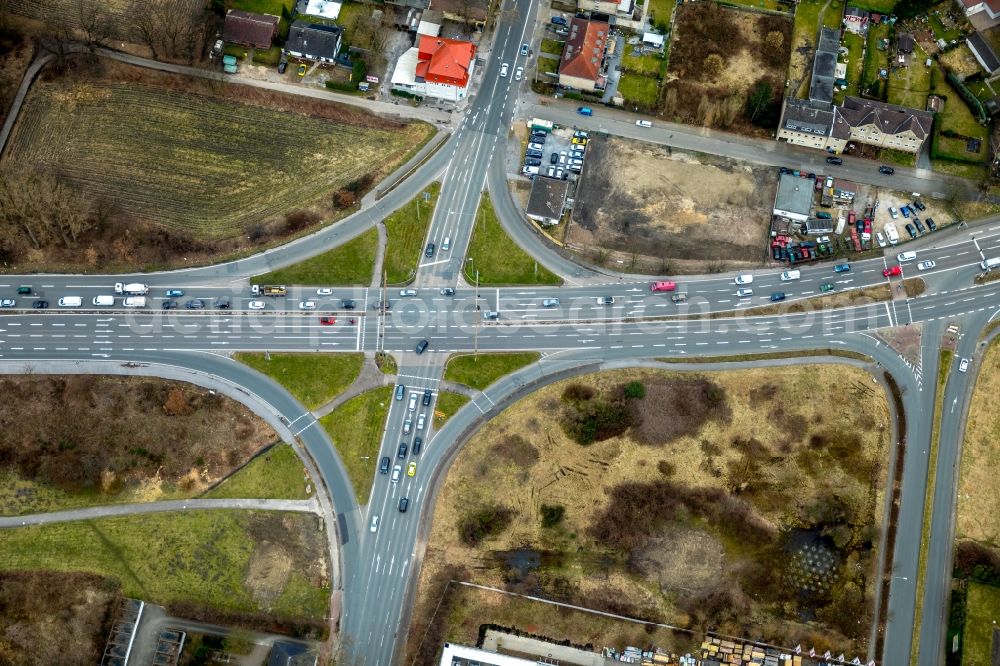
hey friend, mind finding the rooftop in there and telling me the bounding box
[774,173,816,217]
[808,27,840,105]
[780,98,835,136]
[968,31,1000,72]
[837,95,934,139]
[285,20,343,59]
[560,18,609,82]
[439,643,540,666]
[526,176,570,224]
[223,10,279,49]
[416,35,476,87]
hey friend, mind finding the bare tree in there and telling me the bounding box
[0,168,95,250]
[129,0,205,62]
[76,0,113,49]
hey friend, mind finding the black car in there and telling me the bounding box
[914,218,926,234]
[525,158,541,167]
[216,296,231,309]
[926,217,937,231]
[440,287,455,296]
[398,442,408,458]
[278,60,287,74]
[422,389,432,406]
[905,223,917,239]
[770,292,786,302]
[398,497,409,512]
[425,243,435,257]
[162,300,177,310]
[526,149,543,159]
[380,456,390,474]
[550,153,559,165]
[342,299,356,309]
[186,299,205,309]
[879,165,895,175]
[913,199,926,211]
[415,339,428,354]
[825,156,843,165]
[412,436,422,455]
[373,300,392,310]
[530,134,546,144]
[32,300,48,309]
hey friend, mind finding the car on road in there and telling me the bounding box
[425,243,435,257]
[736,288,753,298]
[398,442,408,458]
[926,218,937,231]
[671,293,688,303]
[500,62,509,77]
[398,497,409,512]
[734,274,753,285]
[889,207,899,219]
[412,436,422,455]
[407,461,416,477]
[416,413,426,430]
[834,263,851,273]
[576,106,592,116]
[415,339,428,354]
[959,358,970,373]
[317,287,333,295]
[341,299,356,309]
[913,199,926,211]
[650,281,676,292]
[596,296,615,305]
[0,299,14,308]
[400,289,417,297]
[32,300,48,309]
[391,465,402,482]
[370,515,379,532]
[380,456,390,474]
[897,251,917,262]
[299,300,317,310]
[770,292,786,302]
[876,232,887,248]
[440,288,455,296]
[395,385,405,400]
[520,43,530,55]
[162,300,177,310]
[820,283,835,292]
[883,265,902,277]
[825,156,842,165]
[297,63,307,77]
[185,299,205,309]
[917,260,936,271]
[515,66,523,80]
[879,165,894,175]
[320,315,336,325]
[636,119,652,128]
[482,310,499,320]
[422,389,432,406]
[408,393,417,411]
[403,418,412,434]
[542,298,560,307]
[166,289,184,297]
[248,300,266,310]
[17,286,32,295]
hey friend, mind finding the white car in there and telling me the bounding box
[403,419,412,434]
[876,232,887,248]
[500,62,509,77]
[917,260,936,271]
[370,514,379,532]
[736,288,753,298]
[316,288,333,295]
[959,358,970,373]
[889,207,899,219]
[0,299,15,308]
[391,465,402,483]
[399,289,417,297]
[636,119,652,128]
[515,66,523,80]
[299,300,317,310]
[735,274,753,285]
[417,413,426,430]
[248,300,266,310]
[528,142,544,151]
[408,393,418,412]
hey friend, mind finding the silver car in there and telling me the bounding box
[391,465,402,483]
[299,300,317,310]
[399,289,417,297]
[542,298,560,307]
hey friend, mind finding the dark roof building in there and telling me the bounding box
[779,98,836,137]
[897,32,916,53]
[267,641,317,666]
[835,96,934,142]
[223,9,279,49]
[844,5,869,22]
[967,31,1000,72]
[284,20,343,63]
[526,176,570,226]
[809,27,840,105]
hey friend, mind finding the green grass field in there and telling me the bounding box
[384,182,440,285]
[841,32,865,99]
[847,0,896,10]
[319,387,392,504]
[964,582,1000,665]
[2,79,428,239]
[465,195,560,286]
[205,445,312,500]
[861,23,891,98]
[618,73,660,109]
[443,352,540,391]
[621,45,663,76]
[433,391,471,429]
[231,0,293,16]
[251,229,377,286]
[887,45,932,109]
[647,0,676,28]
[822,0,843,27]
[234,352,364,410]
[0,511,329,620]
[540,39,565,56]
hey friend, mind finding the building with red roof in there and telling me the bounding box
[558,18,609,92]
[391,35,477,101]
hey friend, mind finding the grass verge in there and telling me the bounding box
[384,182,441,285]
[657,348,870,364]
[443,352,541,391]
[375,351,398,375]
[540,38,564,56]
[433,391,471,429]
[965,582,1000,665]
[235,352,364,410]
[464,195,561,286]
[910,348,953,663]
[251,229,377,286]
[204,445,311,500]
[319,386,393,504]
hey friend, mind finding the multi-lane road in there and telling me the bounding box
[1,3,998,664]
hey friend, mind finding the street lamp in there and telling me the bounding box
[467,258,480,355]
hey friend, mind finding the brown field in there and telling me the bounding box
[569,139,777,273]
[957,338,1000,546]
[662,3,791,134]
[406,366,890,664]
[0,375,277,515]
[0,571,119,666]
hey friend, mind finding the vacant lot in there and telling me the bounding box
[571,139,776,273]
[663,2,791,133]
[235,352,364,410]
[0,571,118,666]
[0,511,329,634]
[964,582,1000,666]
[320,386,392,504]
[0,376,276,516]
[957,338,1000,546]
[406,366,889,663]
[0,61,431,272]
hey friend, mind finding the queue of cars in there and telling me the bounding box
[522,129,588,179]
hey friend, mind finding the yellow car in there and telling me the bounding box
[407,461,417,477]
[297,63,307,77]
[572,137,587,145]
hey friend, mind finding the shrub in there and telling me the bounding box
[284,209,321,233]
[657,459,675,476]
[561,383,596,403]
[458,506,515,546]
[561,396,635,445]
[540,504,565,528]
[491,435,539,467]
[623,381,646,399]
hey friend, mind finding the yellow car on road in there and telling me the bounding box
[407,461,416,477]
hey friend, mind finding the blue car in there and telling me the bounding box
[833,263,851,273]
[900,206,910,218]
[166,289,184,297]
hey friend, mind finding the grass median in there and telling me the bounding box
[464,195,561,286]
[443,352,540,391]
[235,352,364,410]
[205,444,312,500]
[433,391,471,429]
[251,229,377,286]
[319,386,393,504]
[384,182,440,285]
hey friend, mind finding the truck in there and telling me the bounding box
[981,257,1000,271]
[115,282,148,295]
[122,296,146,307]
[251,285,287,297]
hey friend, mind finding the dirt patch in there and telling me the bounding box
[876,323,923,369]
[569,139,777,273]
[0,375,277,515]
[407,366,890,661]
[245,542,293,608]
[0,571,118,666]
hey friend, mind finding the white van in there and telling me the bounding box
[897,251,917,263]
[884,223,900,245]
[780,270,801,281]
[93,295,115,306]
[442,236,451,251]
[122,296,146,307]
[58,297,82,307]
[981,257,1000,271]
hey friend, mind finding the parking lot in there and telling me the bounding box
[520,123,590,182]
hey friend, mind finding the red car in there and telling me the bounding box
[864,218,872,234]
[848,211,856,225]
[320,316,337,325]
[883,265,902,278]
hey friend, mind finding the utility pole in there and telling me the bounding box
[474,268,480,356]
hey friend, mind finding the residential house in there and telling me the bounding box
[809,27,840,105]
[391,35,476,101]
[267,641,318,666]
[427,0,487,26]
[832,179,858,200]
[223,9,279,49]
[776,98,841,151]
[284,20,343,63]
[897,32,915,53]
[777,96,933,154]
[578,0,642,27]
[967,31,1000,73]
[382,0,430,12]
[957,0,1000,29]
[526,176,570,226]
[843,5,869,32]
[558,18,610,92]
